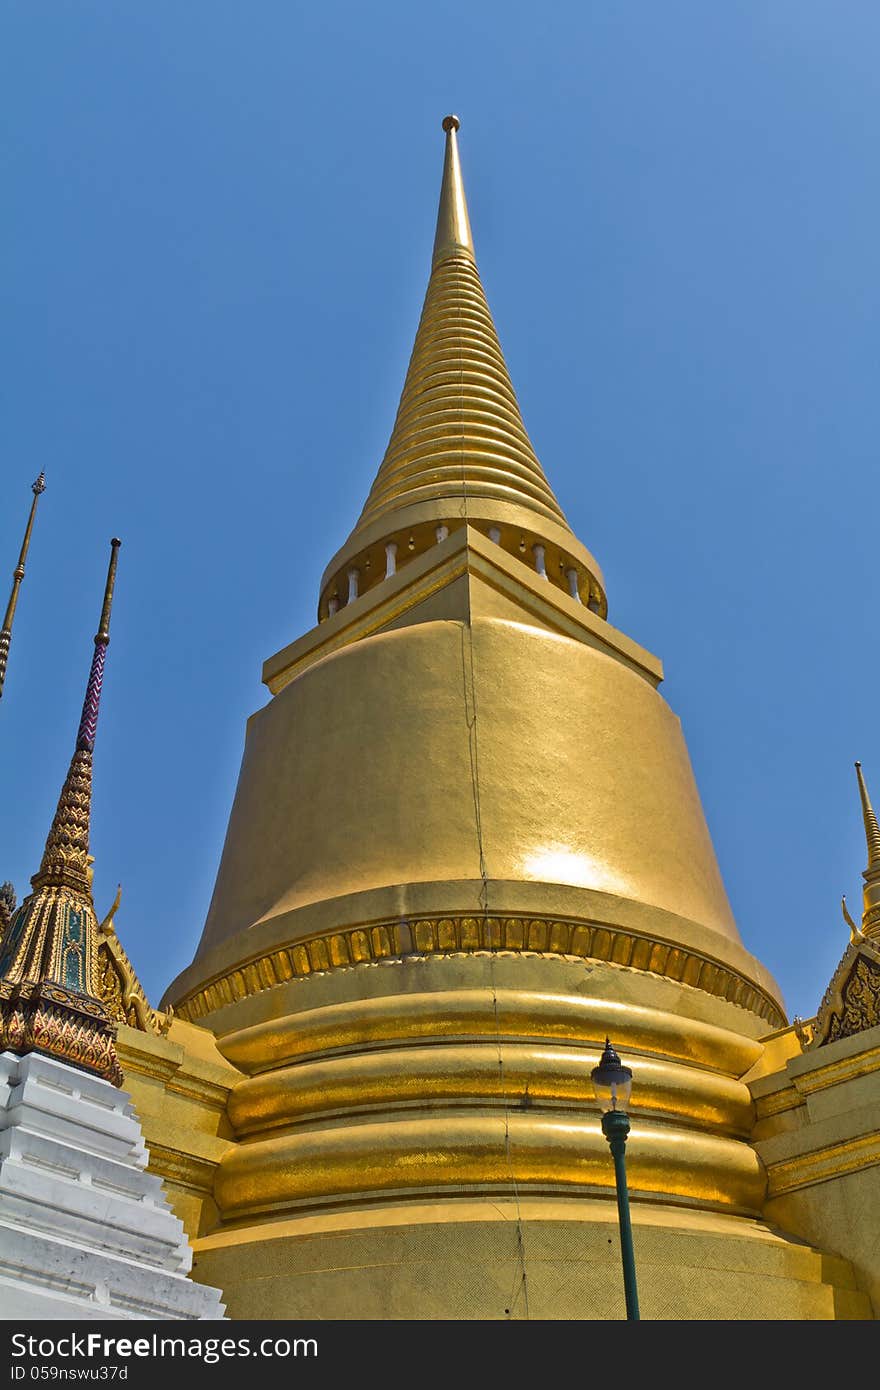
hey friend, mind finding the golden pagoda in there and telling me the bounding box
[124,118,880,1320]
[0,539,123,1084]
[0,537,228,1321]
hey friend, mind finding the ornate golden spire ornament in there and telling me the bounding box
[854,760,880,939]
[0,472,46,701]
[319,117,607,619]
[0,539,123,1084]
[810,761,880,1046]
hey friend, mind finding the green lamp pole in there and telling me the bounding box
[591,1038,640,1321]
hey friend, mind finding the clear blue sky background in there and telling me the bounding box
[2,3,877,1021]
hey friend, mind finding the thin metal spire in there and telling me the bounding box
[0,473,46,700]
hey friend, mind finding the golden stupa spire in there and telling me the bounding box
[319,117,606,620]
[854,761,880,940]
[357,114,566,530]
[0,472,46,701]
[0,539,123,1084]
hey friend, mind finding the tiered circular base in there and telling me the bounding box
[192,1197,870,1320]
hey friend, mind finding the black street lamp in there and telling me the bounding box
[591,1037,640,1320]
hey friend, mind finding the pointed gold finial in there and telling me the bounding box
[0,538,124,1085]
[0,472,46,701]
[433,115,474,264]
[854,762,880,869]
[854,761,880,940]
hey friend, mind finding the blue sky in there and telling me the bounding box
[2,2,878,1021]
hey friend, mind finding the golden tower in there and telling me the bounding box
[0,539,123,1084]
[161,120,874,1319]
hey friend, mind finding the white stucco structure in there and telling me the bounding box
[0,1051,224,1320]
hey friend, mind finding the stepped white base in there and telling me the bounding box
[0,1051,225,1320]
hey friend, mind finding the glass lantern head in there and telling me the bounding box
[590,1037,633,1113]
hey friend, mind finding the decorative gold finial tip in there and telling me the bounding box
[441,114,460,133]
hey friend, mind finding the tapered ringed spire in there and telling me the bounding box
[319,116,606,622]
[855,761,880,871]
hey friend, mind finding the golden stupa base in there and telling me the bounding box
[190,1197,870,1320]
[161,951,871,1321]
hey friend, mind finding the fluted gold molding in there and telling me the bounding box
[228,1043,755,1139]
[215,1111,767,1219]
[145,1143,222,1198]
[765,1132,880,1197]
[218,980,762,1077]
[754,1084,801,1121]
[173,913,786,1028]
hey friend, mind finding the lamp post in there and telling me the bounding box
[591,1037,640,1321]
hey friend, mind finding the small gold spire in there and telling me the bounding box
[855,762,880,869]
[0,538,124,1085]
[433,115,474,264]
[854,761,880,940]
[0,472,46,701]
